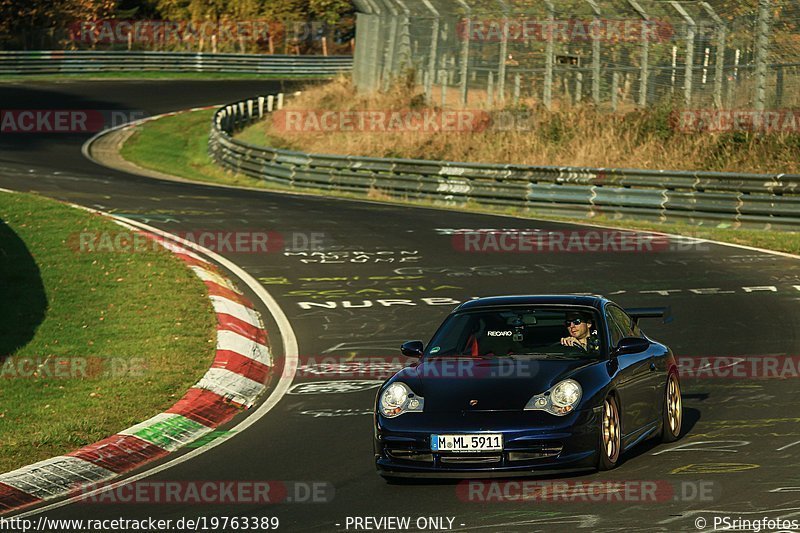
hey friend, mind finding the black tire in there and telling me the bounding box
[661,372,683,443]
[597,395,621,471]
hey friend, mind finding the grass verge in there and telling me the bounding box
[0,192,216,473]
[119,108,800,256]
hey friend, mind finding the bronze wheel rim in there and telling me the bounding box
[667,375,682,436]
[602,398,620,463]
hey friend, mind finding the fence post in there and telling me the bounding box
[422,0,440,105]
[543,0,555,110]
[726,48,740,107]
[627,0,650,107]
[496,0,510,104]
[700,2,727,109]
[382,0,412,77]
[575,72,583,104]
[776,65,784,107]
[513,73,521,105]
[352,1,383,93]
[377,0,399,91]
[611,71,619,111]
[487,71,494,107]
[440,69,448,107]
[671,46,677,95]
[455,0,471,107]
[671,2,695,107]
[754,0,771,112]
[585,0,601,105]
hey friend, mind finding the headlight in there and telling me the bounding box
[379,382,424,418]
[551,379,582,409]
[524,379,582,416]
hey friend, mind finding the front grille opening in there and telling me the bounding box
[507,443,563,462]
[387,449,434,463]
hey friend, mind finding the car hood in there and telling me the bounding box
[397,357,598,413]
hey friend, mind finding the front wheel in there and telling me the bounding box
[597,395,621,470]
[661,372,683,443]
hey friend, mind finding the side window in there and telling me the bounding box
[609,306,636,340]
[605,308,625,347]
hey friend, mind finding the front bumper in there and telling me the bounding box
[374,407,600,478]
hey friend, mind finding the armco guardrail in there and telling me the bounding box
[0,51,351,75]
[208,95,800,230]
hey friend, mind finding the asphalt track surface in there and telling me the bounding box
[1,80,799,532]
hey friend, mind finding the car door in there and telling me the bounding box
[605,305,657,440]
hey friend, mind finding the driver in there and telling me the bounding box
[560,311,594,350]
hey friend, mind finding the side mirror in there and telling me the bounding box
[613,337,650,356]
[401,340,424,358]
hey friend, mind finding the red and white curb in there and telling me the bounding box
[0,221,274,514]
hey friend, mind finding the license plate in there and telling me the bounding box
[431,434,503,452]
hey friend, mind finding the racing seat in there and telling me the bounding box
[465,334,479,357]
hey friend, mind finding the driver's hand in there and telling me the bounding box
[560,336,578,347]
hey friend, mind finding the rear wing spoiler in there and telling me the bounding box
[626,307,673,325]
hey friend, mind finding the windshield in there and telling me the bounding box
[425,307,604,360]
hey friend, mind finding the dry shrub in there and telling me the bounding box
[254,78,799,174]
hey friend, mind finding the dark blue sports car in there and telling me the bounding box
[374,295,682,478]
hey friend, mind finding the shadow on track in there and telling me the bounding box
[0,218,47,359]
[0,86,136,154]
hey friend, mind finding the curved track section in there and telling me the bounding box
[0,81,798,532]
